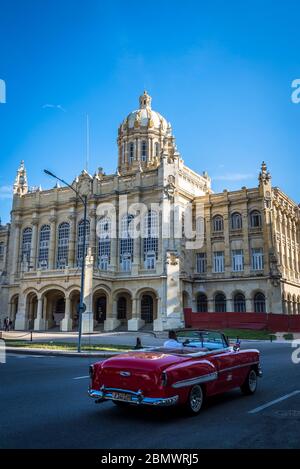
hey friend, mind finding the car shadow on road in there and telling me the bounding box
[89,388,248,423]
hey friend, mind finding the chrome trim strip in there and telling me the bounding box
[171,371,218,389]
[89,387,179,407]
[218,361,259,374]
[171,361,261,389]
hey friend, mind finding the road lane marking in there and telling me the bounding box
[248,390,300,414]
[73,375,89,380]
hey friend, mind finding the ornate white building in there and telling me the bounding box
[0,92,299,332]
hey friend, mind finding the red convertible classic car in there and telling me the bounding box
[89,330,262,415]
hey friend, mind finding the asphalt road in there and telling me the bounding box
[0,342,300,449]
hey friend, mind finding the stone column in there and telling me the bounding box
[283,215,289,277]
[68,212,76,268]
[293,221,299,279]
[223,213,230,274]
[104,297,120,331]
[147,138,151,164]
[34,296,46,331]
[43,296,49,330]
[81,248,94,333]
[156,211,163,274]
[132,235,141,275]
[205,206,212,277]
[227,297,234,313]
[128,297,144,331]
[12,220,22,278]
[124,139,129,166]
[153,297,164,331]
[110,238,117,272]
[246,298,252,313]
[208,298,214,313]
[135,137,139,162]
[61,295,73,332]
[109,198,118,272]
[14,293,28,330]
[289,220,295,280]
[191,295,197,312]
[89,208,97,261]
[30,219,38,270]
[49,215,57,270]
[279,213,284,274]
[242,208,250,274]
[149,137,153,163]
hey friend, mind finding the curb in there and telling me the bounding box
[6,347,128,358]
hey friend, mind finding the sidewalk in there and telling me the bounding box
[2,330,298,358]
[2,330,166,358]
[1,330,167,347]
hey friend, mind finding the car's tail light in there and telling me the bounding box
[161,371,168,386]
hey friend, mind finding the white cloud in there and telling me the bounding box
[42,104,67,112]
[0,185,13,200]
[213,173,254,182]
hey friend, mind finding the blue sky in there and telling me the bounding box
[0,0,299,223]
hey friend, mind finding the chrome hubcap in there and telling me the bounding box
[190,386,203,412]
[249,370,257,392]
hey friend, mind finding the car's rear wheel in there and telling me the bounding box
[185,385,204,415]
[241,369,258,395]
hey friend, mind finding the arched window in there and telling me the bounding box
[231,212,242,230]
[21,227,32,265]
[141,140,147,162]
[38,225,50,269]
[77,219,90,267]
[215,293,226,312]
[213,215,224,232]
[57,222,70,269]
[98,217,111,271]
[197,294,208,312]
[120,214,134,272]
[155,142,159,157]
[234,293,246,312]
[129,142,135,163]
[254,292,266,313]
[143,210,159,270]
[250,210,262,228]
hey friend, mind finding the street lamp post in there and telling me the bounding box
[44,169,87,353]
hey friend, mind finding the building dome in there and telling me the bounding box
[121,91,169,132]
[117,91,175,174]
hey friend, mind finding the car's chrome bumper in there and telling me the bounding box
[89,387,179,407]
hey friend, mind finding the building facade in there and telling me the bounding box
[0,91,299,332]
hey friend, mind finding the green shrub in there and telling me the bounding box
[283,333,294,340]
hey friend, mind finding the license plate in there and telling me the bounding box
[111,392,132,402]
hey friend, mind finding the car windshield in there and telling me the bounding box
[175,330,229,351]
